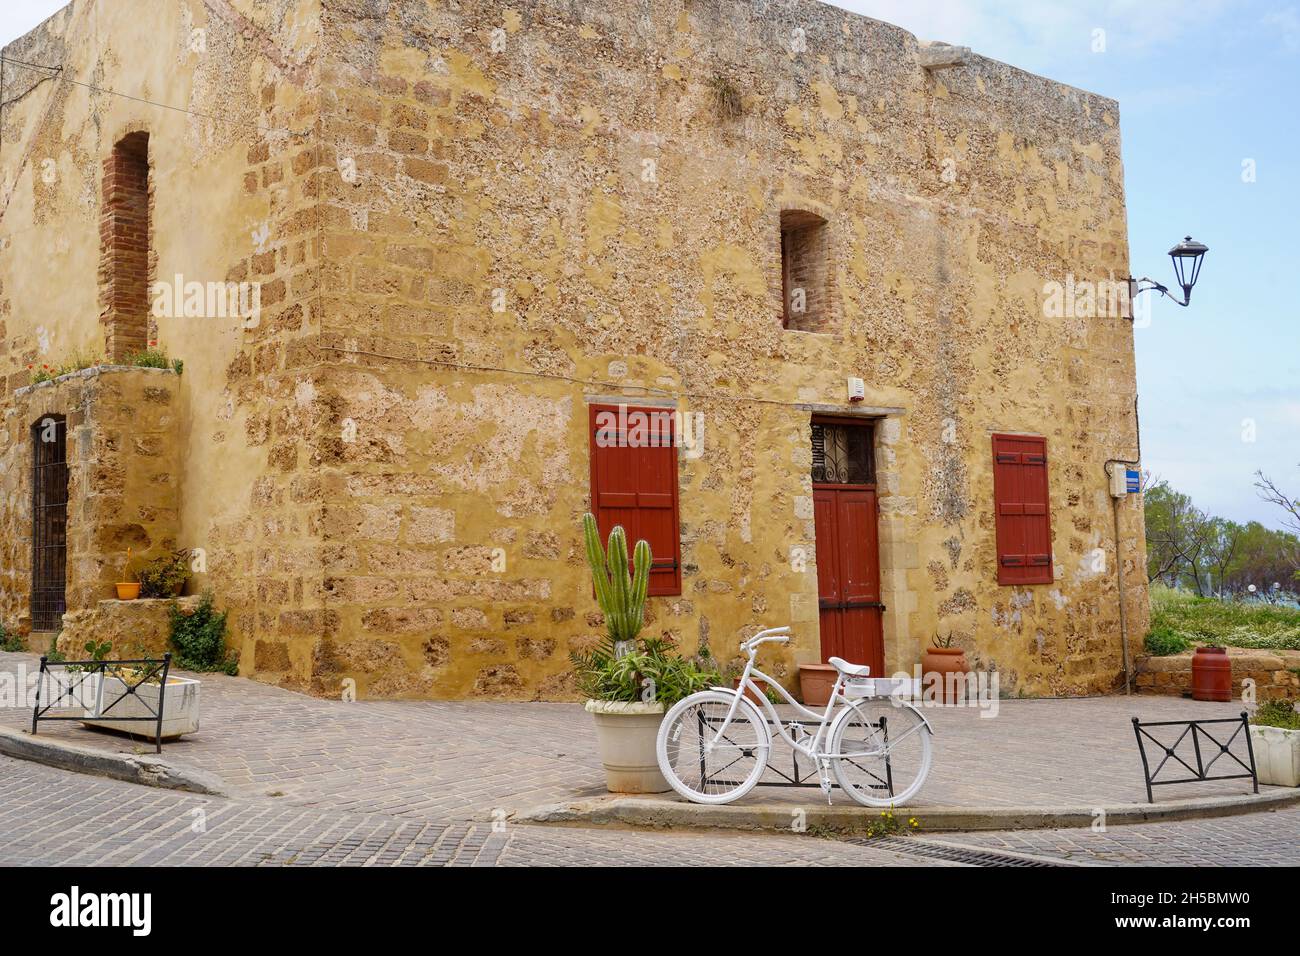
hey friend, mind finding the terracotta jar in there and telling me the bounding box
[1191,646,1232,702]
[798,664,839,708]
[921,646,970,704]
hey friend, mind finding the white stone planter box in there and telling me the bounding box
[82,673,200,740]
[1250,724,1300,788]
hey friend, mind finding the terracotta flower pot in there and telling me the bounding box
[733,676,772,707]
[114,582,140,600]
[798,664,839,707]
[921,646,970,704]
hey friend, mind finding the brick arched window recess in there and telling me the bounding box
[99,131,151,361]
[780,209,829,332]
[31,414,68,632]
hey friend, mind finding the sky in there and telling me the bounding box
[2,1,1297,530]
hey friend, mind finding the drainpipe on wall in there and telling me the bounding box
[1106,459,1140,694]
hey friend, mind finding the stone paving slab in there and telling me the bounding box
[0,650,1284,826]
[919,805,1300,866]
[0,756,943,867]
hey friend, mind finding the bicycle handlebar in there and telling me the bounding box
[740,626,791,652]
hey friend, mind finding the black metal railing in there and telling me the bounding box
[694,709,892,791]
[32,654,172,753]
[1132,713,1258,804]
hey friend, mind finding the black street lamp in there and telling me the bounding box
[1129,236,1209,308]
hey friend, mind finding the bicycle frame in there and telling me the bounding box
[709,652,929,764]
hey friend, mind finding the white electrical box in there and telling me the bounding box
[847,377,865,403]
[1109,465,1128,499]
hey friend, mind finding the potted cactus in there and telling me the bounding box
[571,513,721,793]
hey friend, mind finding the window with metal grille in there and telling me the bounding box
[811,421,875,485]
[992,433,1053,585]
[31,415,68,631]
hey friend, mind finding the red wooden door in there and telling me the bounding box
[813,486,884,674]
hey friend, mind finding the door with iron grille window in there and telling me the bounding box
[811,418,884,674]
[31,415,68,632]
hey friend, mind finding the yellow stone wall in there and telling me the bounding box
[0,0,327,671]
[308,0,1148,699]
[0,0,1150,699]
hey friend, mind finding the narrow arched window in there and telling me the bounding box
[780,209,829,332]
[31,415,68,632]
[100,131,150,360]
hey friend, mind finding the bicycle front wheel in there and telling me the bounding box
[657,691,770,805]
[829,699,932,807]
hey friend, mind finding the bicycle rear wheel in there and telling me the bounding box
[829,699,932,807]
[657,691,770,805]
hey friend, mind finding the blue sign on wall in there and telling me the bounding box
[1126,468,1141,494]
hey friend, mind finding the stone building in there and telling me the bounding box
[0,0,1149,699]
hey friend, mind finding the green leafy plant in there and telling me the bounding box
[1143,624,1192,657]
[1251,697,1300,730]
[137,550,191,598]
[45,635,65,663]
[931,632,955,649]
[0,622,24,652]
[570,635,722,706]
[1148,584,1300,651]
[125,344,183,376]
[84,639,112,662]
[169,592,237,674]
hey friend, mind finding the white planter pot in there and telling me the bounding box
[82,673,200,740]
[1250,724,1300,788]
[585,699,669,793]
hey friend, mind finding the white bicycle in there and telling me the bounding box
[656,627,934,806]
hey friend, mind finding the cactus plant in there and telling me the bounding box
[582,513,651,644]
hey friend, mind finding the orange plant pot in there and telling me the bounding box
[921,647,970,704]
[733,676,771,707]
[798,664,839,708]
[115,582,141,600]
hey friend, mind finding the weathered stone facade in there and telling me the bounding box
[1,366,182,627]
[1,0,1148,699]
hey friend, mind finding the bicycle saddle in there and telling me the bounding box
[827,657,870,677]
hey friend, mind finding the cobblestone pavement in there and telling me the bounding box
[920,806,1300,867]
[3,755,1296,867]
[0,650,1278,822]
[0,756,944,867]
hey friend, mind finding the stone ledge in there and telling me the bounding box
[1136,647,1300,698]
[57,596,201,659]
[0,725,226,795]
[513,788,1300,835]
[11,363,177,400]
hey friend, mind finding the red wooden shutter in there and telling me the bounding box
[589,404,682,596]
[992,434,1053,585]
